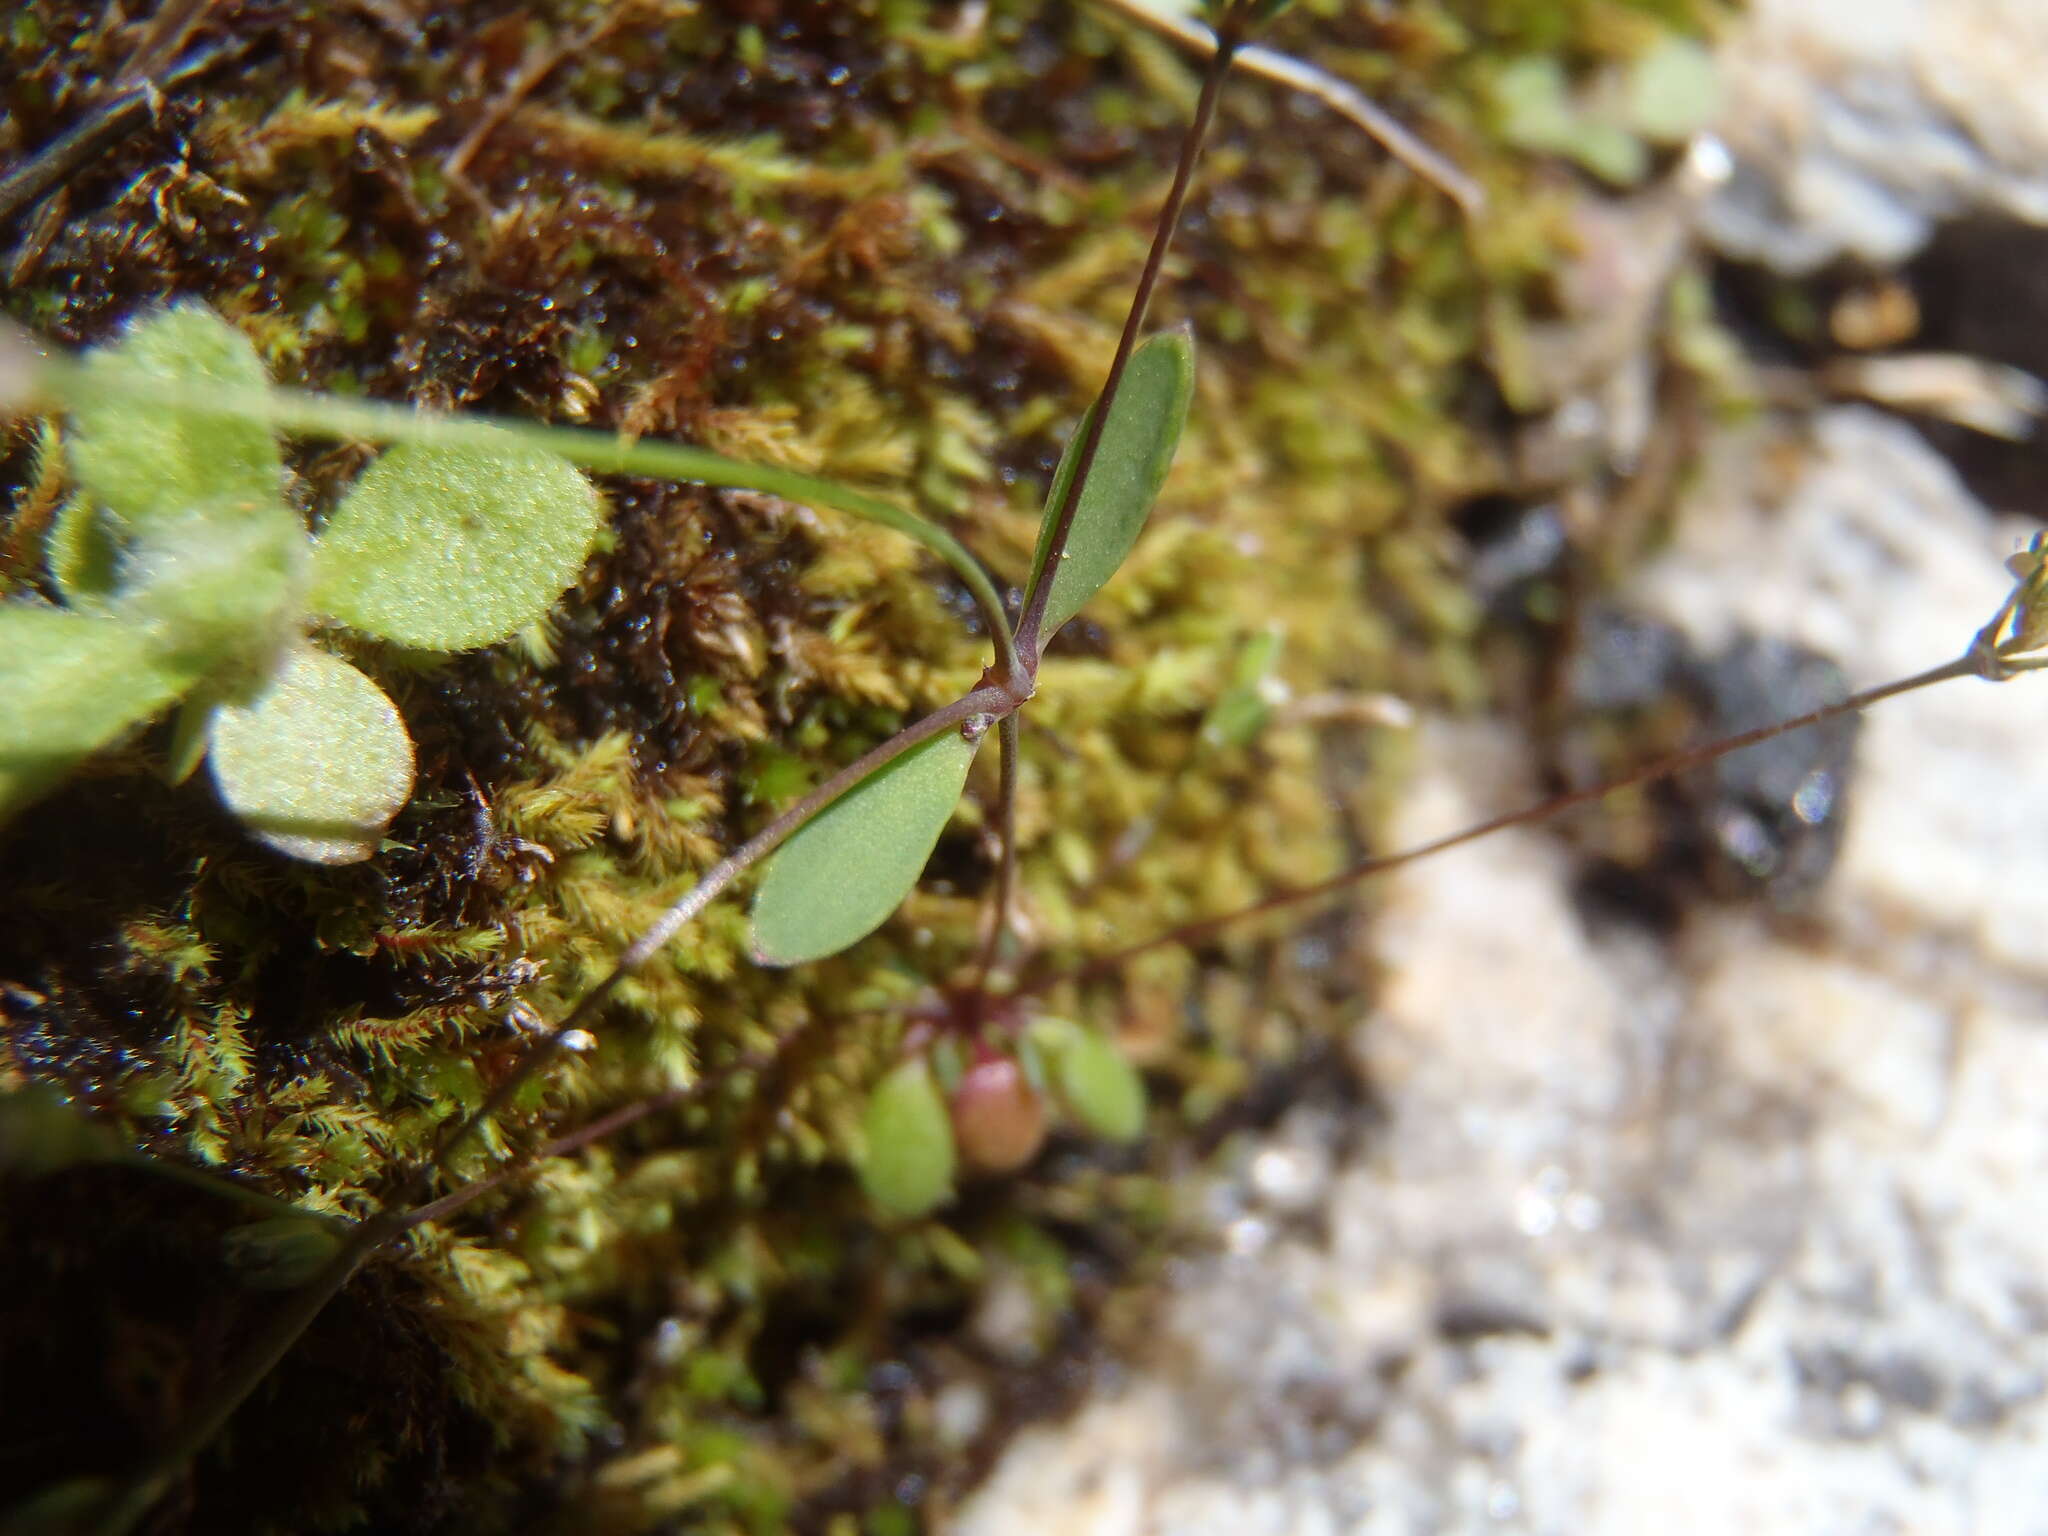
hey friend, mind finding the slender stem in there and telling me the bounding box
[969,712,1023,995]
[117,1149,353,1230]
[1059,654,1976,984]
[24,356,1022,682]
[1011,7,1246,661]
[91,1207,409,1536]
[0,43,236,224]
[427,684,1016,1178]
[1089,0,1485,215]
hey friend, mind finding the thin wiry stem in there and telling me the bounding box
[1056,654,1977,985]
[22,355,1022,682]
[428,684,1015,1178]
[969,711,1023,998]
[1089,0,1484,215]
[1011,6,1247,661]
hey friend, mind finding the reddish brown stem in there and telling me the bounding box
[1058,654,1976,985]
[1011,7,1247,661]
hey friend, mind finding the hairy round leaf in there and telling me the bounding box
[1023,329,1195,651]
[859,1057,956,1220]
[310,437,601,650]
[66,303,283,531]
[207,645,415,864]
[750,727,980,966]
[0,605,208,821]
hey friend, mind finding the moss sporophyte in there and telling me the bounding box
[4,1,2047,1528]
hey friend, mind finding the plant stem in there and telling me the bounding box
[1011,5,1246,661]
[1058,653,1977,984]
[969,712,1023,997]
[90,1207,409,1536]
[117,1149,352,1230]
[427,683,1017,1179]
[25,356,1022,682]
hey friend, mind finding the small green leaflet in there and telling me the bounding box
[858,1057,957,1220]
[1036,1019,1147,1143]
[750,727,980,966]
[1023,329,1194,652]
[310,436,601,651]
[207,644,415,865]
[65,304,283,533]
[0,606,207,820]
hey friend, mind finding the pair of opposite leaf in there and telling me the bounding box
[0,304,601,862]
[860,1018,1149,1221]
[747,327,1197,967]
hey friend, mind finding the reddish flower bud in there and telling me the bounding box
[949,1054,1047,1174]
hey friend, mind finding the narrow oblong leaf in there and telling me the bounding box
[309,436,602,651]
[750,727,979,966]
[206,645,415,865]
[1023,328,1194,650]
[858,1057,957,1221]
[0,605,207,821]
[66,303,283,531]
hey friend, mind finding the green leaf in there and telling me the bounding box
[0,1084,124,1175]
[206,644,415,864]
[1023,329,1195,650]
[1199,625,1284,751]
[45,495,122,609]
[858,1057,956,1221]
[0,605,207,820]
[1039,1021,1147,1144]
[750,727,980,966]
[220,1213,348,1289]
[120,504,307,680]
[66,303,283,531]
[309,436,602,650]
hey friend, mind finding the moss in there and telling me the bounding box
[0,0,1722,1529]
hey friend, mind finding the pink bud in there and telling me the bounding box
[949,1055,1047,1174]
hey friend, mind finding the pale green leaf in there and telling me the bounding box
[120,504,307,679]
[750,727,979,966]
[206,645,415,864]
[66,303,283,530]
[0,605,207,820]
[858,1057,956,1220]
[44,495,122,609]
[1024,329,1194,650]
[1041,1021,1146,1143]
[1200,626,1284,750]
[309,436,602,650]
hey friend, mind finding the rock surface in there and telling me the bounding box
[954,412,2048,1534]
[1706,0,2048,269]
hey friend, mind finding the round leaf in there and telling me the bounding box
[1023,329,1195,651]
[1048,1025,1147,1144]
[66,303,283,531]
[310,436,602,650]
[207,645,415,864]
[859,1057,956,1220]
[750,727,980,966]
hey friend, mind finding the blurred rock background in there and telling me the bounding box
[956,2,2048,1531]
